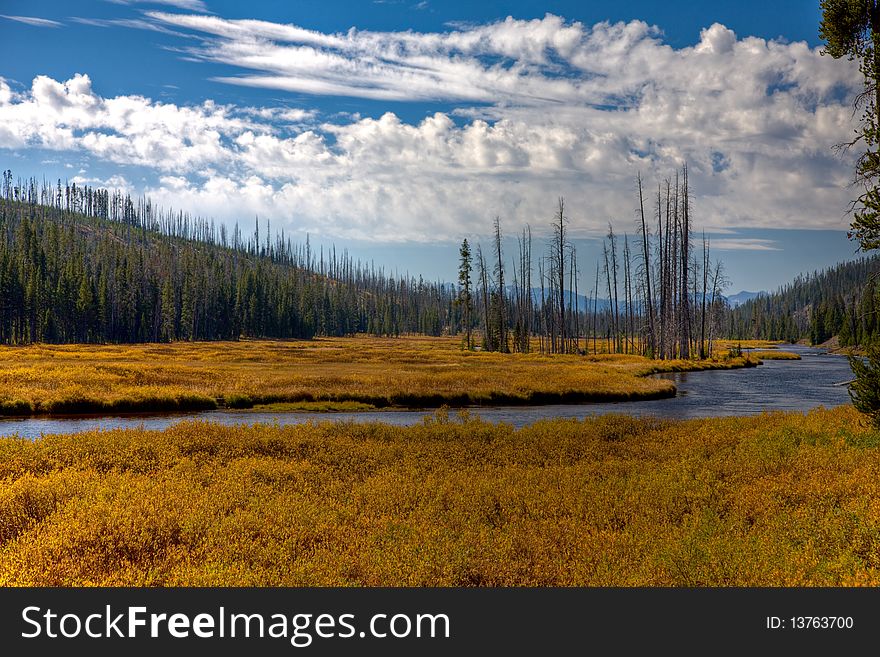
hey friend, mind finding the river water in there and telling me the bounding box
[0,345,857,439]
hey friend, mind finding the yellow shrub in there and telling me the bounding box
[0,405,874,586]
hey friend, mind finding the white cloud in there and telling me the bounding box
[0,73,260,167]
[70,16,195,38]
[0,15,62,28]
[0,79,12,105]
[0,14,864,243]
[71,173,133,191]
[106,0,208,11]
[241,106,317,124]
[711,238,781,252]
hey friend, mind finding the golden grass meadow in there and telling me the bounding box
[0,336,848,588]
[0,336,769,416]
[0,406,875,586]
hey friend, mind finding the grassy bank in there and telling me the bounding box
[0,405,872,586]
[747,350,801,361]
[0,336,759,416]
[714,339,788,351]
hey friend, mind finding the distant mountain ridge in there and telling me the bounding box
[524,289,763,314]
[724,290,765,308]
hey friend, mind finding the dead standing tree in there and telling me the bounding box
[638,173,655,356]
[552,199,568,353]
[679,164,691,359]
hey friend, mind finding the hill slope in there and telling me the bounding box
[725,255,880,345]
[0,180,457,345]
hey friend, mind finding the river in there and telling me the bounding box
[0,345,857,439]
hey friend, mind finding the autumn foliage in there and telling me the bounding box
[0,405,874,586]
[0,336,759,416]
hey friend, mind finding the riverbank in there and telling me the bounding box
[0,336,763,417]
[743,350,801,361]
[0,405,873,586]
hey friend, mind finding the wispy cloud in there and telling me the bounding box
[105,0,209,11]
[0,15,63,28]
[70,16,194,38]
[712,239,781,252]
[148,12,601,104]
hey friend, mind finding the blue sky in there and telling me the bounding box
[0,0,864,293]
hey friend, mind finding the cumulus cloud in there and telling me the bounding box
[0,79,12,105]
[0,14,863,242]
[0,73,260,166]
[71,173,133,191]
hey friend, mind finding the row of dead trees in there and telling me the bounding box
[458,165,728,360]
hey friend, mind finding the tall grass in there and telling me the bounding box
[0,405,873,586]
[745,350,801,361]
[0,336,757,416]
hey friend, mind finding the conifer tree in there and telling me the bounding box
[458,238,473,350]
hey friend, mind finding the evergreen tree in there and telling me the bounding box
[821,0,880,250]
[849,343,880,427]
[821,2,880,424]
[457,238,473,350]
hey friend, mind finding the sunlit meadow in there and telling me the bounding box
[0,336,766,415]
[0,406,873,586]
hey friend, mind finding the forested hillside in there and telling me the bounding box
[0,173,459,344]
[0,167,729,356]
[6,170,872,352]
[726,256,880,346]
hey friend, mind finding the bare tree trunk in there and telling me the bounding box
[689,252,696,357]
[569,247,575,353]
[623,234,633,354]
[638,173,655,357]
[593,262,600,355]
[513,225,533,354]
[477,245,491,351]
[539,258,546,354]
[657,182,667,359]
[708,261,724,356]
[554,199,567,354]
[671,173,679,359]
[511,259,520,351]
[608,224,620,353]
[573,246,580,353]
[679,164,691,360]
[700,233,709,359]
[547,269,553,352]
[603,241,613,354]
[526,226,532,353]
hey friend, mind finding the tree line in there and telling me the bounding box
[0,172,460,344]
[0,167,727,358]
[458,166,727,360]
[725,256,880,346]
[819,0,880,425]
